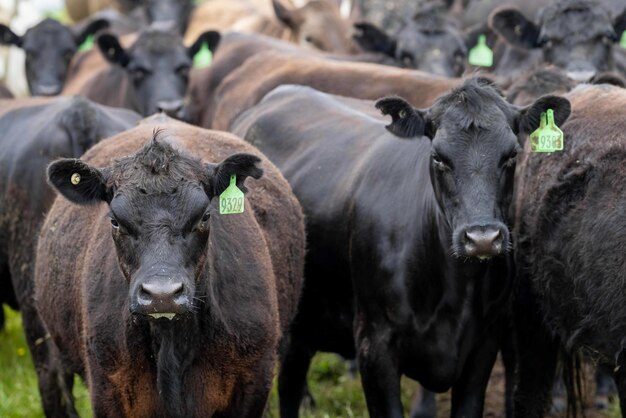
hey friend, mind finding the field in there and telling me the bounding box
[0,307,621,418]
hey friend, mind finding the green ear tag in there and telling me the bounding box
[620,30,626,49]
[468,34,493,67]
[219,175,245,215]
[78,34,95,52]
[193,42,213,69]
[530,109,564,153]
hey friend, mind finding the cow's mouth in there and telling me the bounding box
[148,313,177,320]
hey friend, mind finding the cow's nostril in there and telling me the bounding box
[157,100,184,115]
[141,281,184,298]
[463,228,503,258]
[465,229,500,246]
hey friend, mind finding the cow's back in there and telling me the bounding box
[211,51,459,130]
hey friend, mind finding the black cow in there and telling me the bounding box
[0,18,109,96]
[0,97,140,417]
[35,117,305,417]
[353,5,468,77]
[512,84,626,416]
[63,28,220,120]
[232,79,571,417]
[490,0,626,81]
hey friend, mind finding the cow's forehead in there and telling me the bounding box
[24,21,74,45]
[538,1,614,40]
[130,31,185,55]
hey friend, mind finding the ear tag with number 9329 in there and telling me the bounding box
[530,109,563,153]
[219,175,244,215]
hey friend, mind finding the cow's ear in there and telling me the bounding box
[376,97,432,139]
[97,33,130,67]
[207,153,263,197]
[464,22,498,51]
[0,24,21,47]
[188,30,221,58]
[47,159,111,204]
[489,7,540,49]
[589,71,626,88]
[614,7,626,39]
[517,95,571,135]
[353,22,397,57]
[73,18,110,47]
[273,0,304,30]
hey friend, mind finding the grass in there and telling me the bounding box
[0,307,619,418]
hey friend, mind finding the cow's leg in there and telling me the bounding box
[356,320,403,418]
[278,333,315,418]
[512,284,557,418]
[500,320,516,418]
[409,389,437,418]
[449,326,499,417]
[594,364,617,410]
[87,365,127,418]
[223,353,275,418]
[18,287,78,418]
[615,361,626,414]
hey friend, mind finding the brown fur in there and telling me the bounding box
[184,0,355,53]
[209,50,460,130]
[186,31,393,127]
[0,97,140,417]
[35,116,305,417]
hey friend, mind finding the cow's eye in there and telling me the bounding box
[110,218,120,229]
[201,211,210,223]
[432,153,450,171]
[130,68,147,81]
[176,65,190,78]
[401,52,414,67]
[502,152,518,168]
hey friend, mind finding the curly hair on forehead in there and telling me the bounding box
[429,77,512,130]
[107,131,207,192]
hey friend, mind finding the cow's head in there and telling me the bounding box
[141,0,194,34]
[97,29,220,119]
[377,77,571,259]
[490,0,626,81]
[0,18,109,96]
[47,134,263,320]
[506,67,575,106]
[273,0,356,53]
[354,8,468,77]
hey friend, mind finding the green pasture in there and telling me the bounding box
[0,307,620,418]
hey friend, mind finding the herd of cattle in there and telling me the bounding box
[0,0,625,417]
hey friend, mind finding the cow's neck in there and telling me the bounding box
[148,318,202,417]
[410,195,498,331]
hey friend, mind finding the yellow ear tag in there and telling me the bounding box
[219,175,244,214]
[71,173,81,185]
[530,109,564,153]
[468,34,493,67]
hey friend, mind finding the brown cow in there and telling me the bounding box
[35,115,305,417]
[185,0,356,54]
[186,31,393,126]
[208,50,460,130]
[512,84,626,415]
[0,96,140,417]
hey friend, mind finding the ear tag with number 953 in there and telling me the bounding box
[219,175,244,215]
[530,109,564,153]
